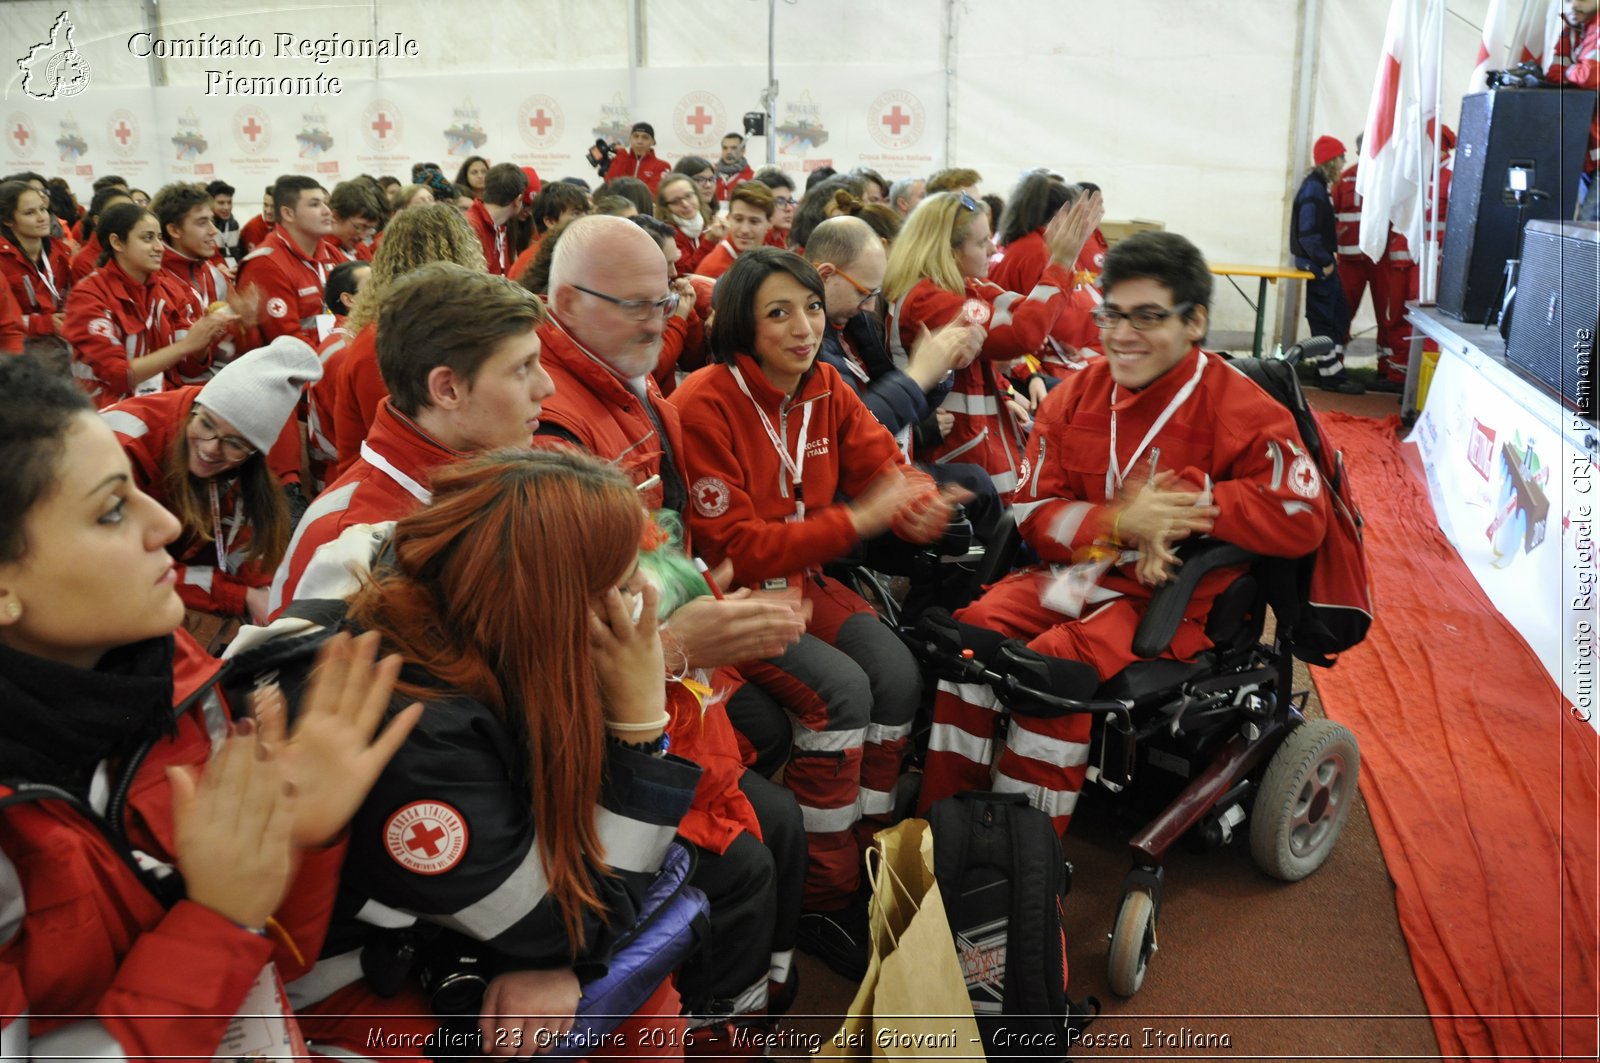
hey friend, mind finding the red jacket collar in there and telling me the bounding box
[1107,344,1207,410]
[728,351,830,411]
[364,401,463,484]
[267,224,326,267]
[544,317,658,402]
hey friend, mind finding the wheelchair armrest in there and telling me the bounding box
[1130,539,1259,659]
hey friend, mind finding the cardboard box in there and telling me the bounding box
[1100,218,1165,246]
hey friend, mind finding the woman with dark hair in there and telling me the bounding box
[991,172,1104,376]
[0,179,73,365]
[454,155,489,200]
[101,336,322,622]
[69,185,134,282]
[0,353,418,1059]
[883,190,1102,498]
[63,202,233,407]
[603,175,656,217]
[670,247,962,979]
[786,174,865,254]
[45,178,81,233]
[299,448,701,1057]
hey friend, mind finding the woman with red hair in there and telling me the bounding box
[296,448,702,1058]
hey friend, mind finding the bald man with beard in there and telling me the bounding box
[534,215,809,1037]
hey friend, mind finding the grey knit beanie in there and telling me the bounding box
[196,336,322,453]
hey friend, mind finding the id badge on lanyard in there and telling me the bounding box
[209,963,309,1062]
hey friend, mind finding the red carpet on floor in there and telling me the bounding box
[1313,412,1599,1060]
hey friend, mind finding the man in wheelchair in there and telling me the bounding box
[917,231,1331,837]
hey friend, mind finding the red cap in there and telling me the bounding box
[520,165,542,204]
[1313,135,1347,166]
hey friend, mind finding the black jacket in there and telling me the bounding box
[814,311,950,448]
[1290,171,1338,272]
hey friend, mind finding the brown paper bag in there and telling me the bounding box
[817,819,980,1061]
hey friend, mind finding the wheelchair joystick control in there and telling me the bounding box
[961,649,975,660]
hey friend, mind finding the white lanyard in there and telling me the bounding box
[207,480,233,574]
[36,248,60,307]
[1105,352,1208,497]
[495,225,508,271]
[360,440,432,505]
[729,363,813,519]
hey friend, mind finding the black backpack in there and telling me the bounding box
[928,792,1096,1062]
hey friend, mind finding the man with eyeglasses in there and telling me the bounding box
[753,166,799,249]
[919,231,1331,838]
[805,216,1000,554]
[535,215,811,1041]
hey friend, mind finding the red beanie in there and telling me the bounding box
[1313,135,1347,166]
[520,165,542,205]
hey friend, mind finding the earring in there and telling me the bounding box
[3,600,18,620]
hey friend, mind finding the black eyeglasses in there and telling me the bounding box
[1091,302,1194,332]
[189,407,256,460]
[572,284,681,321]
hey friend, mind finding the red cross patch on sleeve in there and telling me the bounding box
[692,476,730,517]
[384,800,469,875]
[1289,452,1323,499]
[265,296,289,319]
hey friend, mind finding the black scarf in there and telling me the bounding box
[0,636,179,798]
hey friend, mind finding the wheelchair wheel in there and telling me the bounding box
[1249,719,1360,881]
[1106,889,1156,997]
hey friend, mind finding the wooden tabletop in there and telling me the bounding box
[1209,262,1316,281]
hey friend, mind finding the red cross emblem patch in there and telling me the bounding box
[692,476,730,517]
[265,296,289,319]
[1288,453,1322,499]
[384,800,469,875]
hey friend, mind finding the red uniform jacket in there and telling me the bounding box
[508,238,539,282]
[464,199,511,275]
[531,321,761,853]
[160,244,241,383]
[64,260,205,408]
[715,165,755,204]
[0,235,70,338]
[693,239,740,280]
[0,631,347,1059]
[653,308,706,397]
[987,229,1104,372]
[325,323,387,475]
[1076,228,1109,281]
[103,387,298,617]
[671,224,714,275]
[0,282,22,354]
[671,354,940,590]
[1548,11,1600,173]
[1010,346,1329,653]
[68,234,101,283]
[764,226,790,249]
[237,227,338,347]
[307,320,352,491]
[889,266,1092,498]
[318,235,374,265]
[239,214,272,253]
[269,401,458,617]
[605,149,673,192]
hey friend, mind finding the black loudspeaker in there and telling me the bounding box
[1437,89,1593,323]
[1505,221,1600,416]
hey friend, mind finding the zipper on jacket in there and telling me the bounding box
[105,675,228,839]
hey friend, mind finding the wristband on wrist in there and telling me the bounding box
[607,711,672,733]
[607,730,671,757]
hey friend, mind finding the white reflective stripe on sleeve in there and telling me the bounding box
[278,519,392,614]
[1048,501,1094,549]
[1011,498,1054,524]
[286,948,365,1009]
[857,785,893,816]
[865,720,912,745]
[939,391,1000,416]
[990,290,1022,329]
[991,470,1018,495]
[790,725,866,753]
[1336,244,1362,255]
[31,1017,127,1060]
[595,808,677,874]
[1267,441,1285,492]
[99,410,150,438]
[1005,719,1091,766]
[770,949,795,984]
[799,800,860,834]
[1027,285,1061,303]
[267,482,361,614]
[355,897,418,929]
[181,567,215,593]
[1282,500,1316,517]
[927,721,995,768]
[0,847,23,945]
[432,841,550,940]
[1,1013,28,1056]
[941,678,999,710]
[992,771,1080,818]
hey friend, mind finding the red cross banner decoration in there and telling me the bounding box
[517,95,564,149]
[868,89,925,151]
[673,90,726,151]
[361,99,404,153]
